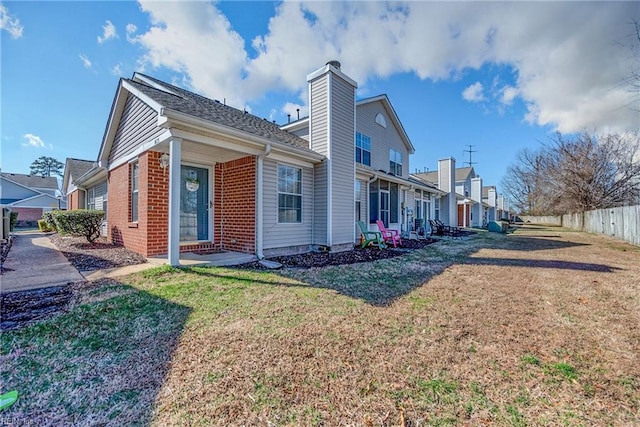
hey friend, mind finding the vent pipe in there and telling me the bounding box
[287,114,291,123]
[296,108,300,120]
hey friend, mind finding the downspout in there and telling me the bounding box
[255,144,271,259]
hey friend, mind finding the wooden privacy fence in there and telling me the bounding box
[521,205,640,247]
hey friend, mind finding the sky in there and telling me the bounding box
[2,1,638,195]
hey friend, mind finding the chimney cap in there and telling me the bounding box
[326,60,341,69]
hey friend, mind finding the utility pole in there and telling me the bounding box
[463,145,477,168]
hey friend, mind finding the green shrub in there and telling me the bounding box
[51,210,104,243]
[38,219,55,232]
[9,211,18,231]
[41,211,57,231]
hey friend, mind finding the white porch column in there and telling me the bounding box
[168,138,182,266]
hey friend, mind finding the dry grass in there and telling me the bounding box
[1,225,638,426]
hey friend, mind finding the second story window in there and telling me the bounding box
[355,132,371,166]
[389,148,403,176]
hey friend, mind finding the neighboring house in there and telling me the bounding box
[0,172,64,226]
[413,162,494,228]
[483,186,498,222]
[62,158,108,213]
[74,61,452,265]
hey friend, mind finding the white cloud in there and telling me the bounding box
[131,1,639,134]
[0,4,23,39]
[500,86,518,106]
[97,20,117,43]
[125,23,137,42]
[22,133,45,148]
[111,63,123,76]
[462,82,485,102]
[79,54,92,69]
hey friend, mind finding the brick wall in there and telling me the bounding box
[13,207,43,223]
[68,190,81,210]
[216,156,256,253]
[107,150,257,258]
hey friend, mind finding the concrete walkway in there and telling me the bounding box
[1,231,258,293]
[1,232,85,294]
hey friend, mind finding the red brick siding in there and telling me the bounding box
[107,151,257,257]
[12,207,43,222]
[107,154,149,255]
[217,156,256,253]
[68,190,81,210]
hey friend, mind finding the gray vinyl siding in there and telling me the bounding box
[313,160,328,245]
[356,101,410,179]
[309,77,328,155]
[329,76,356,245]
[310,74,329,246]
[109,94,164,163]
[262,159,314,249]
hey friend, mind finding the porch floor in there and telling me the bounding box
[148,251,258,267]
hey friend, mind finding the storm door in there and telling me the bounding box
[180,165,209,242]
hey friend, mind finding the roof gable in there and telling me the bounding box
[356,95,414,154]
[63,158,96,194]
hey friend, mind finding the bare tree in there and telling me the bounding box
[502,132,640,215]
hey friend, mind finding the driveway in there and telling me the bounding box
[1,231,84,293]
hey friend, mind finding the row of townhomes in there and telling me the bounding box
[63,61,505,265]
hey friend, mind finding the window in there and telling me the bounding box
[389,149,403,176]
[131,161,139,222]
[355,132,371,166]
[434,197,440,220]
[278,164,302,223]
[87,187,96,210]
[369,179,398,226]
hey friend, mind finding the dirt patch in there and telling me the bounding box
[50,234,147,271]
[239,238,437,269]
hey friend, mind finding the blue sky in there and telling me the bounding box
[2,1,638,193]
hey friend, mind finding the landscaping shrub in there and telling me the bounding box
[38,219,55,232]
[9,211,18,231]
[41,211,57,231]
[50,210,104,243]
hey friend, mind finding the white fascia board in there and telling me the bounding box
[161,109,324,163]
[132,73,181,97]
[98,81,164,163]
[280,117,309,132]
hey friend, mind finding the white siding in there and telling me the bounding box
[262,159,314,249]
[313,160,328,245]
[109,95,165,163]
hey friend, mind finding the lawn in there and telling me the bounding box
[1,226,638,425]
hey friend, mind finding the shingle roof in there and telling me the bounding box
[66,158,95,181]
[482,186,496,198]
[127,75,313,153]
[1,173,58,189]
[413,171,438,185]
[455,167,476,182]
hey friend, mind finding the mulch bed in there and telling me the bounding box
[50,234,147,272]
[237,238,436,269]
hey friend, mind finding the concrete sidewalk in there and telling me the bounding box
[0,232,85,294]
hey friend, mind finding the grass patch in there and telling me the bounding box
[2,225,639,425]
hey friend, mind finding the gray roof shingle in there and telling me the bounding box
[127,75,314,153]
[66,158,95,180]
[1,173,58,190]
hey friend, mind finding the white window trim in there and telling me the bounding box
[277,163,303,224]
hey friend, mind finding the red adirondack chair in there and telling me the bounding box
[376,220,402,247]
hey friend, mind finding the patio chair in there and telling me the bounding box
[357,221,386,249]
[376,220,402,247]
[434,219,462,238]
[414,218,430,239]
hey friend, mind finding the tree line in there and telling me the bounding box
[501,132,640,215]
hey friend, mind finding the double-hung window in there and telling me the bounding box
[130,161,139,222]
[355,132,371,166]
[389,148,403,176]
[87,187,96,210]
[278,164,302,223]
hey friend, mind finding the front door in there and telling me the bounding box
[180,165,209,242]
